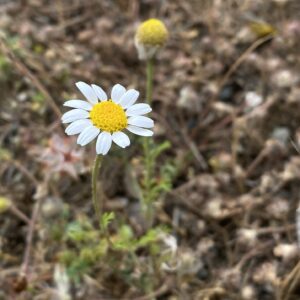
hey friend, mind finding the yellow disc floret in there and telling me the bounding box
[89,100,127,133]
[136,18,168,46]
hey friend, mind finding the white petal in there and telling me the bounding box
[127,125,153,137]
[96,132,112,155]
[64,100,93,111]
[111,84,126,103]
[126,103,152,116]
[75,81,98,104]
[61,109,89,123]
[112,132,130,148]
[127,116,154,128]
[77,126,100,146]
[118,89,139,108]
[91,84,107,101]
[65,119,92,135]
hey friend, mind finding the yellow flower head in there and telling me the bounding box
[136,18,168,46]
[89,100,128,132]
[135,19,168,60]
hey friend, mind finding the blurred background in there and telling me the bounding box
[1,0,300,299]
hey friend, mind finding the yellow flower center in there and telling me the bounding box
[136,18,168,46]
[89,100,127,132]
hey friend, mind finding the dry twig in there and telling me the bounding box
[0,36,62,118]
[219,35,274,88]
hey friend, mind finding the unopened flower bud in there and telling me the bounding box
[135,18,168,60]
[0,196,11,213]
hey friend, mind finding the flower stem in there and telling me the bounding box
[146,58,154,104]
[92,154,103,230]
[143,58,154,228]
[144,58,161,292]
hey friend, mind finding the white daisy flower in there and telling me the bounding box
[61,82,154,155]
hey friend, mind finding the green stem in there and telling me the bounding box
[143,58,154,228]
[144,58,160,293]
[146,58,154,104]
[92,154,103,230]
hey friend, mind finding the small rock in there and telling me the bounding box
[242,285,256,300]
[273,243,298,262]
[272,69,297,88]
[271,127,290,145]
[245,91,263,108]
[237,228,257,246]
[41,197,64,219]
